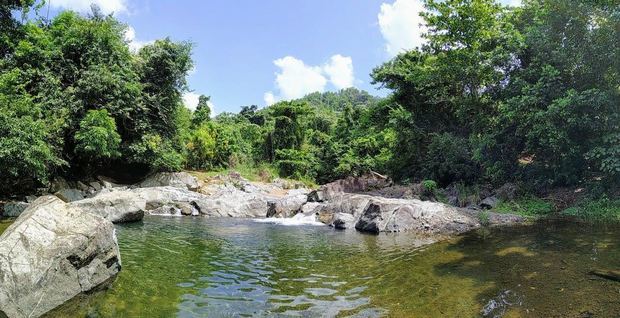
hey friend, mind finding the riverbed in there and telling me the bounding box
[3,216,616,317]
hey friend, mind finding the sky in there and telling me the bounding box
[43,0,520,114]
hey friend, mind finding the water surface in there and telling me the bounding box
[31,216,620,317]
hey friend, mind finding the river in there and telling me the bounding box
[3,215,616,317]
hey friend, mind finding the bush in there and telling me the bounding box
[127,134,184,172]
[562,197,620,223]
[422,133,480,185]
[74,109,121,160]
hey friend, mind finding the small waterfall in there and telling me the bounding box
[254,213,324,226]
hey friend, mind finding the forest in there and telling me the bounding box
[1,0,618,219]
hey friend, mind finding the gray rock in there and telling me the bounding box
[97,176,122,189]
[149,205,181,216]
[25,195,38,203]
[55,188,85,202]
[0,196,120,318]
[496,183,518,201]
[2,201,29,217]
[332,213,355,230]
[49,177,70,193]
[300,202,323,215]
[89,181,103,191]
[480,196,500,209]
[76,181,90,192]
[71,191,145,223]
[139,172,200,191]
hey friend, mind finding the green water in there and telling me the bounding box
[25,216,620,317]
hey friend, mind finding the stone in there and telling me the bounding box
[0,196,120,318]
[89,181,103,191]
[76,181,90,192]
[2,201,29,218]
[480,196,500,209]
[71,191,145,223]
[149,205,181,216]
[139,172,200,191]
[496,183,518,201]
[300,202,323,215]
[97,176,122,189]
[307,189,326,202]
[55,188,85,202]
[332,213,355,230]
[49,177,70,193]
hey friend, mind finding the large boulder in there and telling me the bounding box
[139,172,200,191]
[0,196,121,318]
[2,201,29,217]
[354,197,478,234]
[71,191,145,223]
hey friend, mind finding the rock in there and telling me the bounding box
[49,177,70,193]
[176,202,198,216]
[480,196,500,209]
[89,181,103,191]
[0,196,121,318]
[307,189,326,202]
[2,201,29,217]
[317,210,334,224]
[139,172,200,191]
[25,195,38,203]
[97,176,122,189]
[320,175,391,201]
[351,195,481,234]
[332,213,355,230]
[76,181,90,192]
[496,183,518,201]
[300,202,323,215]
[71,191,145,223]
[55,188,85,202]
[149,205,181,216]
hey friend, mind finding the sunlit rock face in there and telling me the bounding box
[0,196,121,318]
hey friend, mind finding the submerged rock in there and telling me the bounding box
[71,191,145,223]
[0,196,121,318]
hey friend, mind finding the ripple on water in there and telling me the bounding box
[46,216,620,318]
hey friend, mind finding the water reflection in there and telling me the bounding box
[48,217,619,318]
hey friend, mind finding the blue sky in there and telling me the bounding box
[44,0,520,114]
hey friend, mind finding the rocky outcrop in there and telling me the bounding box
[138,172,200,191]
[319,174,391,201]
[71,191,146,223]
[319,193,524,235]
[0,196,121,318]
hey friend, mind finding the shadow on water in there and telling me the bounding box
[431,219,620,317]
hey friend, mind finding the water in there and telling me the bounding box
[8,216,618,317]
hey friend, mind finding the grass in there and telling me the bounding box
[562,196,620,223]
[493,197,554,218]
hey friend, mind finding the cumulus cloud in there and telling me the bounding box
[123,26,153,53]
[378,0,427,57]
[323,55,354,90]
[264,55,355,106]
[183,92,214,113]
[49,0,128,14]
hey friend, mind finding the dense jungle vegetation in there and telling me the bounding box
[1,0,618,218]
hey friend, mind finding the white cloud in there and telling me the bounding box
[378,0,427,57]
[50,0,128,15]
[273,56,327,101]
[183,92,214,114]
[265,55,356,105]
[264,92,276,106]
[323,54,354,90]
[124,26,153,53]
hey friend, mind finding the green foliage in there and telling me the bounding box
[191,95,211,127]
[128,134,184,172]
[422,133,480,185]
[422,180,438,194]
[562,196,620,223]
[478,211,490,227]
[74,109,121,160]
[494,197,554,218]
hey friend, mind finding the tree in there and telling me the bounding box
[192,95,211,127]
[74,109,121,160]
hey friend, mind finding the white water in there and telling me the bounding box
[253,213,324,226]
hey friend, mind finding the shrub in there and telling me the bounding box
[563,197,620,223]
[422,133,480,185]
[74,109,121,160]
